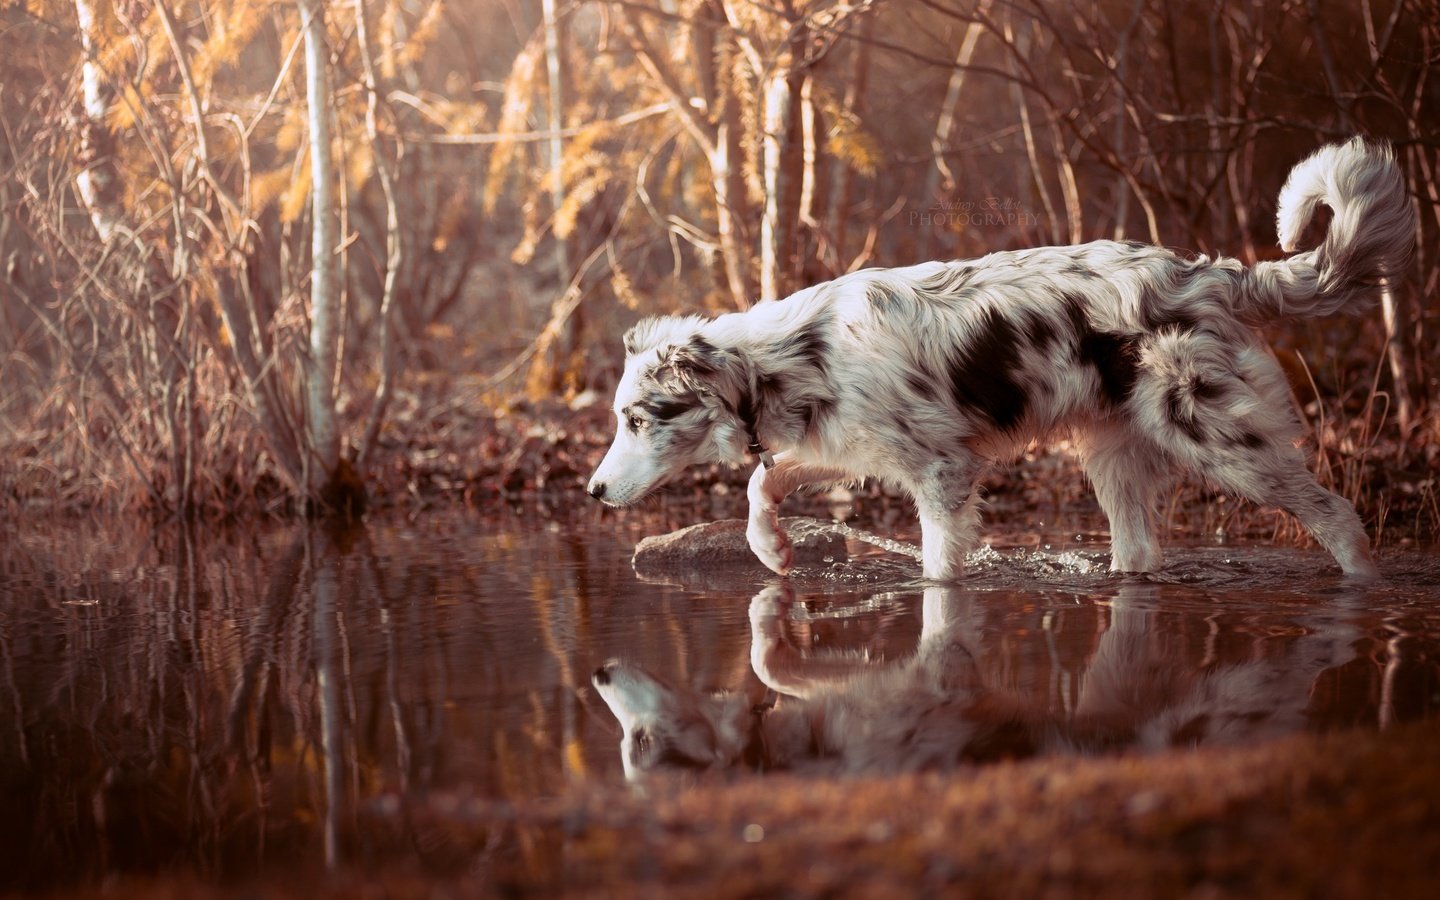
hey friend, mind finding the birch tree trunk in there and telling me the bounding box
[759,69,803,301]
[298,0,341,499]
[542,0,568,281]
[713,37,752,307]
[72,0,123,244]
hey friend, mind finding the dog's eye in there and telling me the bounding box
[626,413,644,433]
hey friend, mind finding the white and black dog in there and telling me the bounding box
[587,139,1414,579]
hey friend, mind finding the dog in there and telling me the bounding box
[591,584,1365,777]
[592,586,1051,777]
[587,139,1414,579]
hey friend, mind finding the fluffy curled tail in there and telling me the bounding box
[1239,137,1415,323]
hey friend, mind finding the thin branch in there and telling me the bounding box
[396,101,672,144]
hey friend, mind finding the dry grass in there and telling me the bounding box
[49,716,1440,899]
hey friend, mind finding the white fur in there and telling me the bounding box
[588,139,1415,579]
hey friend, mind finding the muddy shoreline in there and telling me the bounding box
[44,718,1440,898]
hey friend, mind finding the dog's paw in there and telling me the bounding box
[747,516,793,575]
[748,584,795,628]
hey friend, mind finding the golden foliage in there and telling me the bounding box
[818,87,882,177]
[510,215,539,266]
[191,0,271,88]
[280,156,311,224]
[276,108,305,153]
[346,138,373,191]
[550,125,612,241]
[610,257,640,310]
[553,172,606,241]
[484,37,543,214]
[378,0,398,80]
[396,1,445,69]
[105,83,145,132]
[249,164,294,213]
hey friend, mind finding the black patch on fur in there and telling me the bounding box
[1236,431,1266,449]
[675,334,725,373]
[736,387,761,440]
[1079,331,1141,405]
[1022,310,1058,352]
[799,397,836,434]
[1166,386,1206,443]
[639,396,697,421]
[774,319,830,376]
[757,372,785,402]
[1060,294,1091,338]
[1143,304,1200,334]
[948,307,1027,430]
[1062,294,1140,406]
[905,371,939,401]
[1141,262,1208,333]
[1192,378,1224,401]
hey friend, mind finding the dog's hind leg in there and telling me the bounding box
[914,456,984,581]
[747,455,852,575]
[1076,426,1171,573]
[1199,445,1378,578]
[1137,336,1378,578]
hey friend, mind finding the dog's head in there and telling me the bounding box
[591,659,751,779]
[587,316,753,506]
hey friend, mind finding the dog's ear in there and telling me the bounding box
[668,334,726,376]
[658,335,742,398]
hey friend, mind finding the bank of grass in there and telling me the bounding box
[3,365,1438,546]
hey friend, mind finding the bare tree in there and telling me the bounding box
[298,0,342,501]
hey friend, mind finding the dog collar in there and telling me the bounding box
[736,390,774,469]
[749,435,776,470]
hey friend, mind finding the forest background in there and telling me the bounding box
[1,0,1437,540]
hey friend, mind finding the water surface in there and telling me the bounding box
[2,510,1437,891]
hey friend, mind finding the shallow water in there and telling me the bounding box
[2,509,1438,890]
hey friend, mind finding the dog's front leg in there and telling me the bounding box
[746,454,850,575]
[916,457,983,581]
[749,584,881,696]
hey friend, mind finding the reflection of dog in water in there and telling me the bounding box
[591,585,1363,778]
[586,139,1412,579]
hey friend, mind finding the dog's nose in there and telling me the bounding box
[588,481,607,500]
[592,663,613,686]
